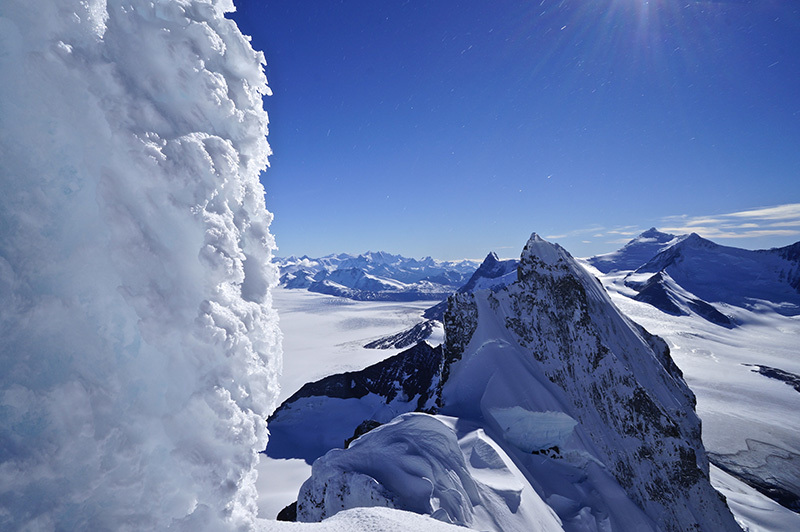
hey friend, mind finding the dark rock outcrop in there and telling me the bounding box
[364,320,440,349]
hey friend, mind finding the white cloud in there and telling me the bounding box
[545,225,606,241]
[657,203,800,241]
[725,203,800,221]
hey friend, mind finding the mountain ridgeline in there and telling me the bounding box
[276,251,480,301]
[589,228,800,322]
[268,234,742,530]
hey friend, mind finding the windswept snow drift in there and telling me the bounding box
[296,413,563,532]
[0,0,280,529]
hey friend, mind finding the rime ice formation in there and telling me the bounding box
[0,0,280,530]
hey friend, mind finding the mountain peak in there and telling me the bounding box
[636,227,675,240]
[683,232,712,245]
[521,233,569,267]
[454,251,519,296]
[588,229,680,273]
[440,236,740,531]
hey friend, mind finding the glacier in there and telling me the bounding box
[0,0,281,529]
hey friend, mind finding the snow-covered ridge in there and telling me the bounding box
[587,228,680,273]
[0,0,280,529]
[363,251,518,348]
[586,228,800,325]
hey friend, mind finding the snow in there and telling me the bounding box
[0,0,280,529]
[272,287,440,404]
[295,413,563,531]
[711,465,800,532]
[593,266,800,512]
[259,506,470,531]
[489,407,578,453]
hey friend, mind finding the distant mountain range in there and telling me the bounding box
[280,231,800,346]
[276,251,481,301]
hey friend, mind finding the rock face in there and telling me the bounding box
[364,320,441,349]
[439,234,740,531]
[266,342,444,462]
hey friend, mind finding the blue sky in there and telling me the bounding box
[232,0,800,260]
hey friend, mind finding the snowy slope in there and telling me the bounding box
[628,270,734,327]
[588,228,679,273]
[630,233,800,315]
[0,0,280,529]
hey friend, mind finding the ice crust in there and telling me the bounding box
[0,0,280,529]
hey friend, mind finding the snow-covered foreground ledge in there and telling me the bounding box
[295,413,562,531]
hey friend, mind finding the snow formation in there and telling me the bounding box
[296,413,563,532]
[0,0,280,529]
